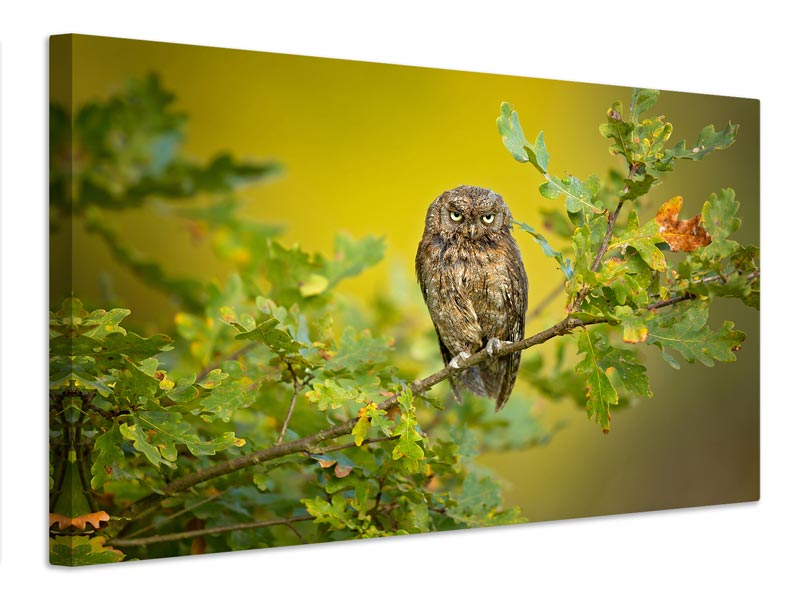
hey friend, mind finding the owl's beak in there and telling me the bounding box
[469,224,477,239]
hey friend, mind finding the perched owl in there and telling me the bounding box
[415,185,528,411]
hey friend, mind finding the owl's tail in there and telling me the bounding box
[455,352,520,411]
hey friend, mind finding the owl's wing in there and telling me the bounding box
[434,329,464,404]
[493,241,529,411]
[416,243,465,405]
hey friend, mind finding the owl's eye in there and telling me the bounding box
[450,211,463,222]
[482,214,495,224]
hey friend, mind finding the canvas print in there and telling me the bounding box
[49,34,760,566]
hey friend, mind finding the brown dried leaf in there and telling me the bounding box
[333,463,353,478]
[191,537,207,555]
[49,510,110,531]
[655,196,711,252]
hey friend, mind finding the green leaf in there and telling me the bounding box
[235,317,305,355]
[264,240,323,306]
[302,495,358,531]
[306,378,364,410]
[540,174,603,216]
[671,122,739,161]
[613,306,654,344]
[497,102,549,173]
[647,301,746,368]
[475,395,553,451]
[366,402,395,437]
[90,423,125,490]
[576,329,652,433]
[392,392,425,471]
[299,273,329,297]
[620,173,656,201]
[51,330,173,363]
[630,89,660,122]
[609,210,666,272]
[694,271,758,305]
[599,101,635,162]
[576,332,617,433]
[529,131,550,174]
[392,412,424,462]
[730,246,760,308]
[50,536,124,566]
[83,308,131,339]
[448,472,524,528]
[198,369,227,390]
[514,220,573,278]
[197,362,259,423]
[325,233,386,286]
[120,409,243,468]
[701,188,741,259]
[405,501,431,533]
[595,254,652,307]
[324,328,393,373]
[118,418,169,468]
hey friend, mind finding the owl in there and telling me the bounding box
[415,185,528,411]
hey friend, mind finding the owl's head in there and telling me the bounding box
[425,185,512,241]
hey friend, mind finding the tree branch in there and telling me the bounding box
[104,268,758,540]
[104,312,602,539]
[571,164,637,312]
[112,515,314,547]
[121,490,230,540]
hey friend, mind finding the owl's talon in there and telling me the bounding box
[448,351,471,370]
[485,338,504,357]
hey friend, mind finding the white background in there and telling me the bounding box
[1,1,796,597]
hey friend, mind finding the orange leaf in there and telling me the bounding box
[655,196,711,252]
[333,463,353,478]
[49,511,110,531]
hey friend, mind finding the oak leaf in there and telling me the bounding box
[49,510,110,531]
[655,196,711,252]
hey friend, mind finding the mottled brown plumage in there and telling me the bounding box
[415,185,528,411]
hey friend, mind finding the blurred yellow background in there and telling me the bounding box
[58,35,759,522]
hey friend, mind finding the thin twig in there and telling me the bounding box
[590,199,626,274]
[369,477,386,519]
[283,521,307,543]
[277,363,303,444]
[315,434,399,455]
[121,490,229,539]
[112,515,315,547]
[644,269,760,311]
[698,269,759,286]
[571,164,637,313]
